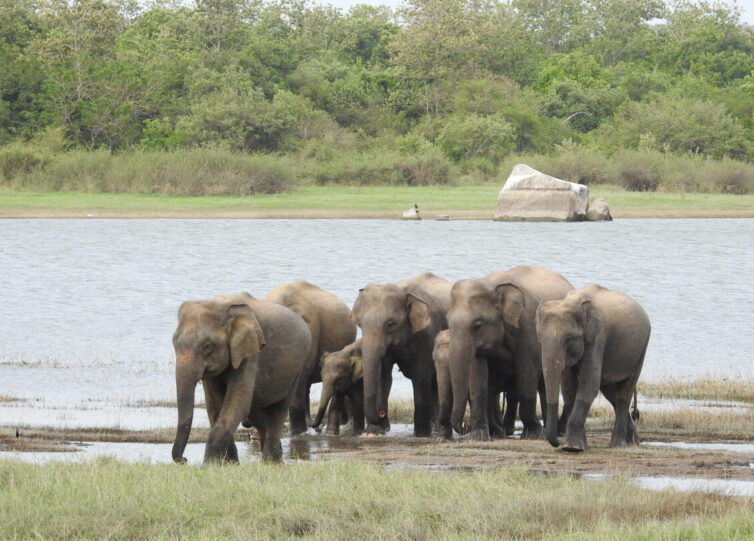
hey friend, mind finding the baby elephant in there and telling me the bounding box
[537,284,651,452]
[310,339,365,435]
[434,330,519,440]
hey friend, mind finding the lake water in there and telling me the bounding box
[1,218,752,430]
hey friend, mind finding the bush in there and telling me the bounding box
[437,113,516,164]
[611,150,665,191]
[0,143,45,181]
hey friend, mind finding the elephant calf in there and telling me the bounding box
[310,339,365,435]
[434,329,519,440]
[537,284,651,452]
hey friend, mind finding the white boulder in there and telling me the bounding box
[493,164,589,222]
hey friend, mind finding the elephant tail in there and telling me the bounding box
[630,388,639,422]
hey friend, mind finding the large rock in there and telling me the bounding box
[493,164,589,222]
[586,197,612,221]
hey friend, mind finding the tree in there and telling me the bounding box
[390,0,490,118]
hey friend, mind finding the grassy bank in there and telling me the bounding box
[0,459,751,540]
[2,186,753,218]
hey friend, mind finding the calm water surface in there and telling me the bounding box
[1,218,752,429]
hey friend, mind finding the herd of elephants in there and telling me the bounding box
[170,266,651,464]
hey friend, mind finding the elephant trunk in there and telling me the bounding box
[172,351,199,463]
[449,333,474,434]
[311,382,334,428]
[361,333,388,428]
[542,341,565,448]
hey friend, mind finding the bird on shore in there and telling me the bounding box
[15,428,20,438]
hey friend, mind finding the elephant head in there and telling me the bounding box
[171,292,265,463]
[536,294,600,448]
[350,284,431,430]
[311,339,363,429]
[447,279,525,434]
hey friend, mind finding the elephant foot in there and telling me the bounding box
[439,424,453,440]
[414,425,432,438]
[562,431,587,452]
[241,416,253,429]
[520,424,543,440]
[363,422,388,436]
[489,423,507,439]
[262,440,283,463]
[462,427,491,441]
[289,422,309,435]
[204,427,237,464]
[325,426,340,436]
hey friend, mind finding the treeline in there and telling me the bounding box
[1,0,754,193]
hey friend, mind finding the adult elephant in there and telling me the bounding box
[310,338,364,435]
[265,281,357,434]
[351,272,451,437]
[537,284,650,451]
[171,292,310,464]
[449,266,573,441]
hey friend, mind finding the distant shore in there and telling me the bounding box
[2,187,753,219]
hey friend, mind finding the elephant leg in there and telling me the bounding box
[466,356,490,441]
[260,401,287,463]
[562,377,600,452]
[559,368,578,437]
[202,378,242,462]
[502,391,518,436]
[411,370,433,437]
[516,360,542,439]
[348,387,365,435]
[605,382,640,448]
[326,394,344,436]
[488,392,506,439]
[288,372,311,435]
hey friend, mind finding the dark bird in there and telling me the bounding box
[15,428,20,438]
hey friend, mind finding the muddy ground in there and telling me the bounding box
[2,426,752,482]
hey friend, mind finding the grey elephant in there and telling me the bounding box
[351,272,451,437]
[310,338,365,435]
[171,292,311,464]
[448,266,574,440]
[265,281,357,434]
[434,329,521,440]
[537,284,650,451]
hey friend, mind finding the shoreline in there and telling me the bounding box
[3,208,754,219]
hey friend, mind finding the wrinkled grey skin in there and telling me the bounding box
[265,281,357,434]
[434,330,528,440]
[171,292,311,464]
[448,266,573,441]
[311,339,365,435]
[537,284,651,452]
[352,272,451,437]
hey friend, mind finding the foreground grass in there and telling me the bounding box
[1,186,753,218]
[0,459,751,540]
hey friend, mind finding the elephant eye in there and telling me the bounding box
[385,319,397,332]
[472,320,483,331]
[202,339,215,354]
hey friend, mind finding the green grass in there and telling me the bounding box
[0,459,751,540]
[2,186,753,217]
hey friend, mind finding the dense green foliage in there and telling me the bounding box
[1,0,753,193]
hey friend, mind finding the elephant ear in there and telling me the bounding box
[581,300,601,344]
[406,293,431,333]
[350,350,363,383]
[350,288,365,326]
[227,304,266,370]
[496,283,526,329]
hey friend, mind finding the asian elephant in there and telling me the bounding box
[310,338,365,435]
[351,272,451,437]
[448,266,574,441]
[265,281,357,434]
[537,284,651,452]
[171,292,311,464]
[434,329,521,440]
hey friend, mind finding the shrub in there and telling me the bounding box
[610,150,665,191]
[437,113,516,164]
[0,143,45,181]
